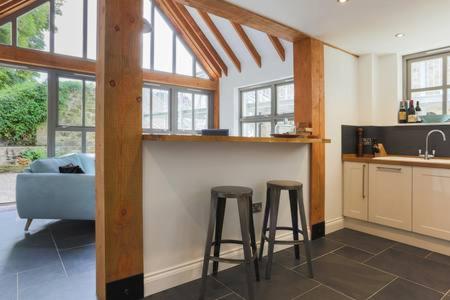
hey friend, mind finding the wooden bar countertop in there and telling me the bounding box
[343,154,450,169]
[142,134,331,144]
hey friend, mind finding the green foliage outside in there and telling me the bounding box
[0,22,12,45]
[18,148,46,161]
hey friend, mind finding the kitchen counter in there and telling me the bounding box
[143,134,331,144]
[343,154,450,169]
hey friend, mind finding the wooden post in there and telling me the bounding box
[96,0,143,299]
[293,37,325,240]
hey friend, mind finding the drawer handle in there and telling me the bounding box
[377,166,402,172]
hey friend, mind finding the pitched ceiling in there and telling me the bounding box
[225,0,450,55]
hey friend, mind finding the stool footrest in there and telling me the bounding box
[262,226,306,245]
[209,254,257,265]
[263,226,304,234]
[211,239,243,246]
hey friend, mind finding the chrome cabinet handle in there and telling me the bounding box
[362,164,366,199]
[377,166,402,172]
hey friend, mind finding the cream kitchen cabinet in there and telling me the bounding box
[343,162,369,221]
[368,164,412,231]
[413,167,450,241]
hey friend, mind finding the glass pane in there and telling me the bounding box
[55,131,82,156]
[448,89,450,115]
[411,58,443,89]
[0,22,12,45]
[17,2,50,51]
[142,0,151,68]
[154,8,173,72]
[242,91,255,117]
[58,78,83,126]
[87,0,97,60]
[152,89,170,130]
[54,0,83,57]
[411,90,443,115]
[85,81,96,127]
[176,37,193,76]
[86,132,95,154]
[256,88,271,116]
[142,88,151,129]
[194,94,208,130]
[277,84,294,114]
[242,123,255,137]
[195,62,208,79]
[257,122,271,137]
[177,92,193,131]
[447,57,450,84]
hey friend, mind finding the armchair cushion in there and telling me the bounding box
[30,153,84,173]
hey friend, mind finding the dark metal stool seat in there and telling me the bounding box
[260,180,314,279]
[200,186,259,300]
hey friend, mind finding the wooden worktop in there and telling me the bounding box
[142,134,331,144]
[343,154,450,169]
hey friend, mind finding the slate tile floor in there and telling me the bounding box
[149,228,450,300]
[1,204,450,300]
[0,207,96,300]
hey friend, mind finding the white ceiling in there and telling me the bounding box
[225,0,450,55]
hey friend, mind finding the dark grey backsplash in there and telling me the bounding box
[342,124,450,157]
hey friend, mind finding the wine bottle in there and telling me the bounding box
[398,101,407,123]
[407,100,416,123]
[415,101,423,123]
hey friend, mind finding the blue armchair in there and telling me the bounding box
[16,153,95,231]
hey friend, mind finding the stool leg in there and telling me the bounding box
[265,188,280,280]
[289,190,300,260]
[200,194,218,299]
[237,196,255,300]
[297,186,313,278]
[213,198,226,275]
[248,197,260,281]
[259,187,271,261]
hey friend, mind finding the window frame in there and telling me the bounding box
[403,48,450,116]
[142,82,213,134]
[239,78,294,137]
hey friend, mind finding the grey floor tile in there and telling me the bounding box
[370,278,442,300]
[270,238,344,269]
[295,285,351,300]
[0,273,17,300]
[295,253,395,300]
[365,248,450,293]
[146,277,232,300]
[326,229,395,255]
[18,262,66,292]
[391,243,431,258]
[427,252,450,267]
[334,246,374,263]
[215,260,319,300]
[49,220,95,250]
[60,244,95,277]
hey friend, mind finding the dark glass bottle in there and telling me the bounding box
[407,100,416,123]
[398,101,407,123]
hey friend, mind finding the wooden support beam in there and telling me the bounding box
[231,22,261,67]
[0,44,217,91]
[197,10,241,72]
[154,0,221,79]
[0,0,36,19]
[293,37,325,240]
[173,0,306,42]
[268,35,285,62]
[96,0,143,299]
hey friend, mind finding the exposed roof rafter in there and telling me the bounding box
[231,22,261,68]
[268,35,285,62]
[0,0,37,20]
[197,10,241,73]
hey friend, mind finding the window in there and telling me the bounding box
[55,74,95,155]
[17,2,50,51]
[142,84,212,133]
[54,0,84,57]
[404,49,450,117]
[0,22,12,45]
[142,0,209,79]
[240,79,294,137]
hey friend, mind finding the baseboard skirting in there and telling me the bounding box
[144,218,344,297]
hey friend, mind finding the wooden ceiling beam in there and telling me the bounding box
[268,35,285,62]
[0,0,37,20]
[173,2,228,76]
[197,10,241,72]
[231,22,261,68]
[154,0,221,79]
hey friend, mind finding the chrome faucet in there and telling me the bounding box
[419,129,447,160]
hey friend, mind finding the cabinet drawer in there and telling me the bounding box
[413,167,450,241]
[369,164,412,231]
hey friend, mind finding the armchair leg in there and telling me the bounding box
[25,219,33,231]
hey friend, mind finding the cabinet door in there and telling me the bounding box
[369,164,412,230]
[343,162,368,221]
[413,167,450,241]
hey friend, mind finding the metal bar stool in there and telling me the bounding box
[259,180,313,279]
[200,186,260,300]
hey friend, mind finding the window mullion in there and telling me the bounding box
[82,0,88,58]
[49,0,55,53]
